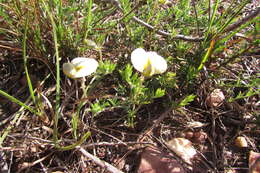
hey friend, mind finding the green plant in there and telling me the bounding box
[0,0,258,156]
[119,64,167,127]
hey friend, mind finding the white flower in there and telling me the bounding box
[63,57,98,79]
[131,48,167,77]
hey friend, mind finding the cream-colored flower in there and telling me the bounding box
[63,57,98,79]
[131,48,167,77]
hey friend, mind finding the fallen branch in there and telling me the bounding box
[108,0,203,42]
[78,146,124,173]
[102,0,259,42]
[131,16,203,41]
[82,141,153,148]
[224,7,260,33]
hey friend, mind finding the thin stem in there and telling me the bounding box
[208,0,211,23]
[98,49,103,61]
[83,0,93,42]
[42,0,60,144]
[192,0,200,35]
[22,13,38,111]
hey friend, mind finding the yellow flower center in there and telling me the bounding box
[75,65,86,71]
[143,57,155,77]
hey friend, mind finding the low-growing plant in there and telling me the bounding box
[0,0,258,155]
[119,65,169,127]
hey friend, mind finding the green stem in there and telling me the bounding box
[57,131,91,151]
[23,13,36,105]
[83,0,93,41]
[42,0,60,145]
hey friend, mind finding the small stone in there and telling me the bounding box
[205,89,225,108]
[137,146,185,173]
[193,131,207,144]
[249,151,260,173]
[235,136,248,148]
[166,138,197,164]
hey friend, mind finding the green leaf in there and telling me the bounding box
[71,113,78,139]
[120,64,133,84]
[97,60,116,75]
[229,88,260,102]
[158,72,177,89]
[90,100,110,116]
[178,94,196,107]
[153,88,165,98]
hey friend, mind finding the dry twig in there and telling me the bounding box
[17,153,52,173]
[78,146,124,173]
[103,0,260,42]
[224,7,260,33]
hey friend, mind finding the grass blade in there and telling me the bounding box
[218,0,250,34]
[57,131,91,151]
[0,90,38,115]
[41,0,61,144]
[198,39,215,71]
[22,13,36,105]
[204,0,219,41]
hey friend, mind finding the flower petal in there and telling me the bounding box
[131,48,149,73]
[71,57,98,78]
[147,52,167,75]
[63,62,77,78]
